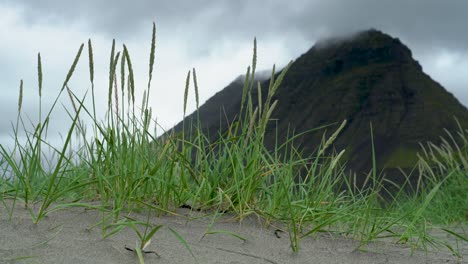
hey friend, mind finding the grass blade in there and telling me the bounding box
[203,230,246,243]
[168,227,196,260]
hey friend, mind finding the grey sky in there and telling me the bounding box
[1,0,467,149]
[7,1,468,51]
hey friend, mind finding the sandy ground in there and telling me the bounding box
[0,200,466,264]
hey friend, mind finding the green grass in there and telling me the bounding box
[0,23,466,262]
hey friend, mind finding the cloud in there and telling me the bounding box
[0,3,301,147]
[5,0,468,51]
[1,0,467,150]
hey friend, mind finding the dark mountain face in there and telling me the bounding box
[172,29,468,186]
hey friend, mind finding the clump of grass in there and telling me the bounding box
[0,22,466,262]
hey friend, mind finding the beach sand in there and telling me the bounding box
[0,201,465,264]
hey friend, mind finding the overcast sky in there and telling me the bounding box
[1,0,468,149]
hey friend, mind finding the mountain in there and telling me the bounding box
[171,29,468,186]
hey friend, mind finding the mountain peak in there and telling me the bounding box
[314,29,402,50]
[294,29,419,79]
